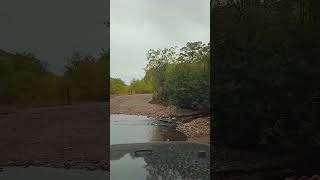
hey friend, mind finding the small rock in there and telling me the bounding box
[64,160,73,169]
[7,161,16,166]
[86,166,97,171]
[176,117,210,138]
[311,175,320,180]
[64,146,72,151]
[33,160,41,165]
[93,160,100,164]
[299,176,308,180]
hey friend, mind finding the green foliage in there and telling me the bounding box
[146,41,210,113]
[110,78,129,95]
[109,41,209,104]
[64,50,109,102]
[128,78,153,94]
[110,77,153,95]
[213,0,320,149]
[0,52,64,105]
[0,49,109,106]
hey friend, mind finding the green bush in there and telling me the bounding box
[64,50,109,102]
[110,78,129,95]
[128,78,153,94]
[145,42,210,113]
[213,0,320,149]
[0,52,64,105]
[0,49,109,106]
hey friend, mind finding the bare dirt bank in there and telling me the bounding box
[110,94,210,144]
[0,94,208,170]
[110,94,194,117]
[0,102,109,170]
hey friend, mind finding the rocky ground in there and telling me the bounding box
[110,94,195,117]
[110,94,210,144]
[176,117,210,144]
[286,175,320,180]
[0,94,209,171]
[0,102,109,170]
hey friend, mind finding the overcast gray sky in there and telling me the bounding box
[111,0,210,84]
[0,0,108,74]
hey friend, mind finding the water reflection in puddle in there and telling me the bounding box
[111,154,148,180]
[111,114,187,145]
[111,153,188,180]
[110,143,210,180]
[0,167,108,180]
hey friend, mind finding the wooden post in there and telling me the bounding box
[66,87,70,105]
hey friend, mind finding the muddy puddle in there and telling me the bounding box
[111,114,187,145]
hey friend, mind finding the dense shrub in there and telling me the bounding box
[0,49,109,106]
[146,42,210,113]
[128,78,153,94]
[64,50,109,102]
[0,52,64,105]
[213,0,320,150]
[110,78,129,95]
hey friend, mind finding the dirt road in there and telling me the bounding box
[110,94,195,117]
[0,102,109,170]
[111,94,210,144]
[0,94,208,170]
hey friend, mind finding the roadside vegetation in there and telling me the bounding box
[0,49,109,106]
[110,41,210,114]
[110,77,153,95]
[213,0,320,151]
[64,50,109,102]
[146,41,210,113]
[110,78,128,95]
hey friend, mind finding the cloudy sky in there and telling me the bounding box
[111,0,210,84]
[0,0,108,74]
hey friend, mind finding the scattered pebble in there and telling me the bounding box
[286,175,320,180]
[176,117,210,138]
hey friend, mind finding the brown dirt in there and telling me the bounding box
[187,136,211,144]
[0,102,109,170]
[0,94,209,170]
[285,175,320,180]
[110,94,195,117]
[111,94,210,144]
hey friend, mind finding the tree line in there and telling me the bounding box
[146,41,210,113]
[110,41,210,114]
[0,49,109,106]
[213,0,320,151]
[110,77,153,95]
